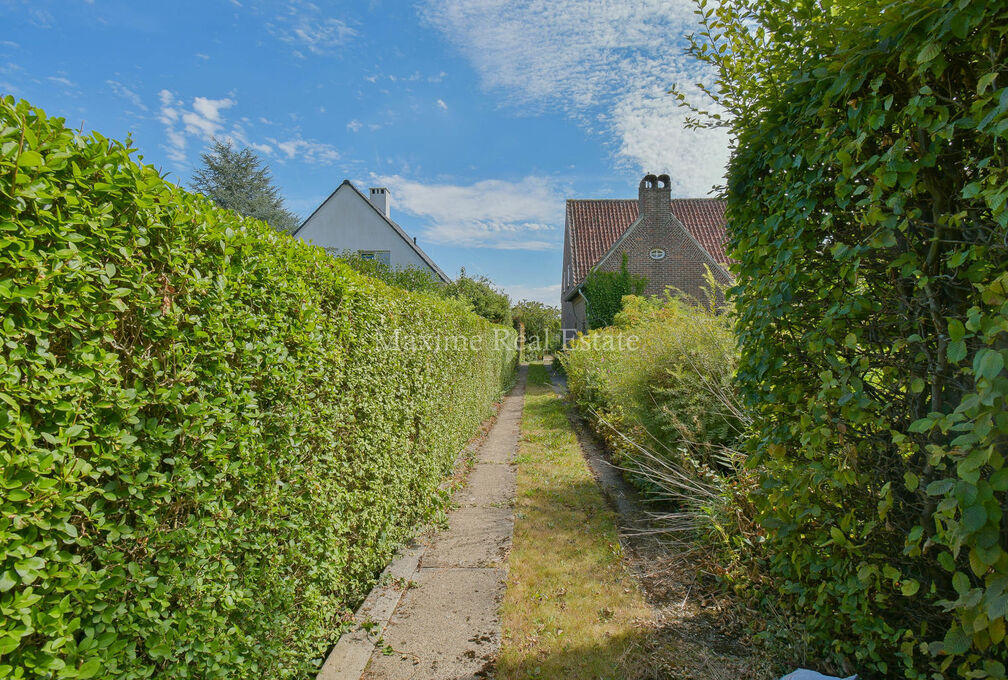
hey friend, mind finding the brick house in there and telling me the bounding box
[560,174,732,341]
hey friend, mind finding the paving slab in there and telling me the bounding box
[317,543,425,680]
[454,463,516,508]
[334,365,528,680]
[421,506,513,568]
[361,567,506,680]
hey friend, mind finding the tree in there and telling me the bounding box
[191,139,299,232]
[511,300,560,359]
[446,269,512,326]
[581,254,646,329]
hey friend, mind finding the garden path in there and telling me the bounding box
[318,365,526,680]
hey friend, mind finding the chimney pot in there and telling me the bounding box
[369,187,391,218]
[638,173,671,227]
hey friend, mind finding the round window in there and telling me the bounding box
[649,248,666,260]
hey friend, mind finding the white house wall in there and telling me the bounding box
[295,186,435,273]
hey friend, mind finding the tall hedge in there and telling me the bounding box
[0,98,516,679]
[728,2,1008,677]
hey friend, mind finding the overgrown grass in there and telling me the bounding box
[497,364,650,679]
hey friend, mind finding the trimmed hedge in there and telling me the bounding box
[0,98,516,679]
[728,2,1008,676]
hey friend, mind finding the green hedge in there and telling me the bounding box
[728,2,1008,676]
[0,97,516,679]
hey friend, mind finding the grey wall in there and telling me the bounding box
[296,184,436,274]
[561,296,587,345]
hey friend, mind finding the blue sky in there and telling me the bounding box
[0,0,728,306]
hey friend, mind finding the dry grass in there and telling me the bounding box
[498,363,779,680]
[497,363,651,679]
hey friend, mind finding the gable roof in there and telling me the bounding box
[563,198,729,294]
[292,179,450,283]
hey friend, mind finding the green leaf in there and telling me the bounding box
[900,579,920,596]
[947,319,966,342]
[974,349,1005,381]
[14,557,45,582]
[77,659,102,679]
[0,571,16,592]
[977,72,998,95]
[938,551,956,572]
[916,43,940,65]
[947,340,967,363]
[0,637,18,656]
[943,625,971,654]
[16,150,43,168]
[962,504,987,532]
[952,571,971,595]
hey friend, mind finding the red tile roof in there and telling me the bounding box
[564,198,729,292]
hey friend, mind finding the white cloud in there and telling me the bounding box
[157,90,187,163]
[47,75,76,88]
[156,89,339,167]
[268,1,356,56]
[181,95,235,138]
[501,283,561,307]
[346,119,362,132]
[436,99,448,111]
[267,136,340,164]
[106,80,147,111]
[422,0,728,195]
[157,91,236,164]
[374,174,566,251]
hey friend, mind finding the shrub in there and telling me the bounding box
[0,97,516,679]
[561,289,744,515]
[334,250,449,297]
[722,2,1008,676]
[581,253,647,330]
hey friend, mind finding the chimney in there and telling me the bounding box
[369,187,391,217]
[638,173,671,227]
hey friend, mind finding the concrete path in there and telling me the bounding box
[333,365,526,680]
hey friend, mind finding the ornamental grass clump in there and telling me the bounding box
[0,97,516,679]
[561,286,753,548]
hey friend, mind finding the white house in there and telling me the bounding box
[293,180,450,282]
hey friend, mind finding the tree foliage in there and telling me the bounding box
[446,269,513,326]
[335,250,448,298]
[686,0,1008,675]
[191,138,299,233]
[581,254,647,329]
[0,97,516,679]
[511,300,561,360]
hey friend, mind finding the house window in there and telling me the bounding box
[358,250,391,266]
[649,248,667,260]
